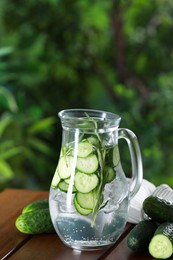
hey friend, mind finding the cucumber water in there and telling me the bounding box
[49,111,131,250]
[49,135,129,249]
[51,136,119,221]
[49,183,128,250]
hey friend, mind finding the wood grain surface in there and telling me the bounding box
[1,189,173,260]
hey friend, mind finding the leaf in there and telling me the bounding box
[0,113,14,137]
[0,46,13,56]
[0,86,18,112]
[0,140,15,150]
[0,145,23,160]
[91,147,106,226]
[27,117,55,134]
[0,160,14,180]
[28,137,53,155]
[84,113,107,226]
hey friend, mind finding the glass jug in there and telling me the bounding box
[49,109,143,250]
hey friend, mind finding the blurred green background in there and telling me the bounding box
[1,0,173,191]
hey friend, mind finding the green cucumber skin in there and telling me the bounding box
[16,208,55,234]
[154,222,173,243]
[143,196,173,223]
[127,220,158,251]
[22,198,49,213]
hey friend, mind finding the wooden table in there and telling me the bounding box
[1,189,172,260]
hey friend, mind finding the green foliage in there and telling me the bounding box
[0,86,55,190]
[1,0,173,190]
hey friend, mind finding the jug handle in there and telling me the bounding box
[118,128,143,200]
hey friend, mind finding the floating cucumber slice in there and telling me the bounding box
[58,180,77,193]
[74,196,92,216]
[77,142,93,157]
[74,171,99,193]
[51,169,61,188]
[76,190,97,210]
[76,154,98,174]
[58,156,74,179]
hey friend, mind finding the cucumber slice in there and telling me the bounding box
[74,171,99,193]
[149,222,173,259]
[74,197,92,216]
[64,177,70,184]
[77,142,93,157]
[76,154,98,174]
[76,190,97,210]
[87,136,99,147]
[58,156,74,179]
[149,234,173,259]
[104,166,115,183]
[51,169,61,188]
[58,181,77,193]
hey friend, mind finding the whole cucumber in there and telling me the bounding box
[15,208,55,234]
[127,220,158,251]
[143,196,173,223]
[22,198,49,213]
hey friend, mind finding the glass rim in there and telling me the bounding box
[58,108,121,121]
[58,109,121,131]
